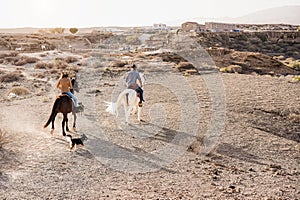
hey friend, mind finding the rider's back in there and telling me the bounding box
[57,78,72,93]
[126,70,140,88]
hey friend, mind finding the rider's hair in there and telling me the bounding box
[62,72,69,78]
[131,64,137,69]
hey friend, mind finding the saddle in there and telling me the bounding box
[60,93,84,113]
[127,85,140,98]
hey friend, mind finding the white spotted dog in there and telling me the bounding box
[65,134,88,151]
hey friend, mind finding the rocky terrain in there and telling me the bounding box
[0,30,299,199]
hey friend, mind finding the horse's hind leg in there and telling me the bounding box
[123,104,130,124]
[62,113,68,136]
[137,106,142,121]
[50,113,57,134]
[72,112,76,132]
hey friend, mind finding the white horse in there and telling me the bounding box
[106,73,145,123]
[41,45,46,51]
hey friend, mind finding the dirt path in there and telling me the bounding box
[0,61,299,199]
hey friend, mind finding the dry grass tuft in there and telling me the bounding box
[34,62,54,69]
[7,86,30,96]
[54,60,70,70]
[288,113,300,123]
[0,129,9,148]
[220,65,243,73]
[64,56,79,63]
[176,62,195,72]
[33,73,46,79]
[0,51,19,59]
[15,56,39,66]
[0,71,24,83]
[110,60,127,68]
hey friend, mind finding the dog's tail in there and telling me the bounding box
[43,98,60,128]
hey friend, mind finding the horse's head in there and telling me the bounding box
[139,72,146,87]
[71,77,80,93]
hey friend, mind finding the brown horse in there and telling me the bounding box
[43,94,73,136]
[44,76,84,135]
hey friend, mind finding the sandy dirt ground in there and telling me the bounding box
[0,49,299,200]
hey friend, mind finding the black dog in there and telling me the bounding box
[65,134,88,150]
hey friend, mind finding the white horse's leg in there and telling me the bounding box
[131,104,137,115]
[137,106,142,121]
[123,102,130,124]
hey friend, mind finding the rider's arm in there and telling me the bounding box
[56,79,61,89]
[68,79,73,90]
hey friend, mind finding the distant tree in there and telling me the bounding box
[69,28,78,34]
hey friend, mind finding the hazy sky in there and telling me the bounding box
[1,0,300,28]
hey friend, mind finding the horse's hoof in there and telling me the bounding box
[50,129,54,135]
[72,127,77,132]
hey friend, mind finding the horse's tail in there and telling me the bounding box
[43,97,60,128]
[105,101,117,115]
[105,90,128,116]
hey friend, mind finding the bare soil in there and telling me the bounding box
[0,43,299,199]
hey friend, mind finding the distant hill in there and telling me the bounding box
[166,5,300,26]
[232,5,300,25]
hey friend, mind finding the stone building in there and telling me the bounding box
[181,22,205,32]
[205,22,236,32]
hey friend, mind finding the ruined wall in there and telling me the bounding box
[194,31,300,59]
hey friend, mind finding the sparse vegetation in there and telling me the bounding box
[289,61,300,70]
[64,56,79,63]
[0,129,8,149]
[0,51,18,59]
[293,76,300,81]
[54,60,69,70]
[176,62,195,72]
[0,71,24,82]
[220,65,242,73]
[34,62,54,69]
[6,86,30,96]
[15,56,39,66]
[125,35,141,45]
[110,60,127,68]
[69,28,78,34]
[37,27,65,34]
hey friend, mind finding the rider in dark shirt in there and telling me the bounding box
[125,64,144,106]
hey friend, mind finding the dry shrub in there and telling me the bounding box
[69,65,80,72]
[289,61,300,70]
[110,60,127,68]
[0,71,24,82]
[15,56,39,66]
[34,62,54,69]
[64,56,79,63]
[3,56,18,64]
[82,53,90,58]
[39,54,47,57]
[7,86,30,96]
[54,60,69,70]
[176,62,195,72]
[288,113,300,123]
[0,129,9,148]
[49,69,60,79]
[33,73,46,79]
[220,65,242,73]
[0,51,19,59]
